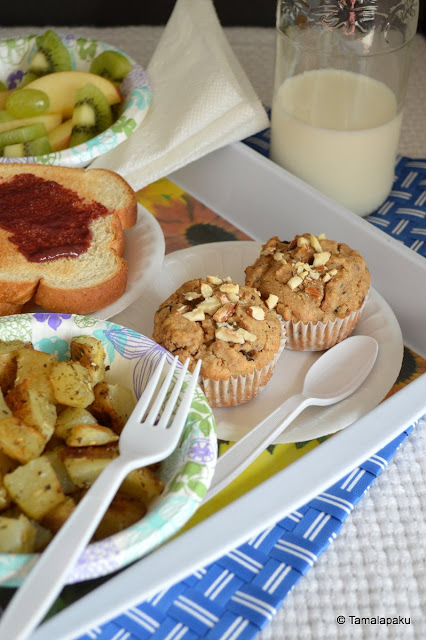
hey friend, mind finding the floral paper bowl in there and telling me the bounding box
[0,313,216,587]
[0,33,151,168]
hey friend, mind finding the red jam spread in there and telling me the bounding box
[0,173,109,262]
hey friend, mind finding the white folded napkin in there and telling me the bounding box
[90,0,269,191]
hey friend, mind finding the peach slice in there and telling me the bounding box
[26,71,122,118]
[47,119,73,151]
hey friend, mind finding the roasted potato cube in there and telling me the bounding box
[60,445,118,488]
[121,467,165,503]
[70,336,106,386]
[0,513,37,552]
[55,407,98,440]
[32,519,53,552]
[94,492,147,541]
[15,348,57,384]
[44,448,76,494]
[50,361,94,408]
[89,382,135,434]
[42,496,77,534]
[4,455,65,520]
[0,452,18,511]
[0,340,32,393]
[66,424,119,447]
[6,382,56,441]
[0,416,46,463]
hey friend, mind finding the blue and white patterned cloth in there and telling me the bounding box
[77,131,426,640]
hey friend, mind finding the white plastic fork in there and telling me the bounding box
[0,353,202,640]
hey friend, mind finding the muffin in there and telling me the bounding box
[152,275,285,407]
[245,233,370,351]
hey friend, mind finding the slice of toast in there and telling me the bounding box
[0,163,138,315]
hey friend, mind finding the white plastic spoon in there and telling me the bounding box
[205,334,379,502]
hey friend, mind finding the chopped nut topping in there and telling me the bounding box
[329,268,338,276]
[235,328,257,343]
[266,293,279,309]
[206,275,223,285]
[220,283,239,295]
[313,251,331,267]
[177,304,189,314]
[223,276,233,282]
[310,271,320,280]
[200,282,214,298]
[300,270,310,279]
[248,306,265,320]
[317,233,327,240]
[274,251,285,261]
[215,327,245,344]
[213,303,236,323]
[227,293,240,303]
[182,309,205,322]
[287,275,303,290]
[297,236,309,247]
[322,273,332,283]
[310,234,323,253]
[196,296,222,315]
[218,292,231,304]
[296,265,305,275]
[305,286,322,298]
[184,291,202,301]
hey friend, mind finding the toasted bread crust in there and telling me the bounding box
[0,163,137,316]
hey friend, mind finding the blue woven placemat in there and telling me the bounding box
[77,132,426,640]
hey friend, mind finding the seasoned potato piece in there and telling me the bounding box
[6,382,56,441]
[0,340,32,393]
[55,407,98,440]
[0,417,46,463]
[4,455,65,520]
[50,361,94,408]
[89,382,135,434]
[15,348,57,384]
[0,452,18,511]
[42,496,77,534]
[44,448,76,494]
[66,424,119,447]
[94,492,147,540]
[60,445,118,488]
[32,520,53,552]
[0,513,37,552]
[71,336,106,386]
[121,466,165,503]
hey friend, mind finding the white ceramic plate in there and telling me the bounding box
[0,313,216,587]
[128,240,404,444]
[28,202,165,321]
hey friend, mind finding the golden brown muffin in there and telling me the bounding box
[245,233,370,350]
[153,275,285,407]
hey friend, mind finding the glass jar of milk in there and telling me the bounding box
[270,0,419,216]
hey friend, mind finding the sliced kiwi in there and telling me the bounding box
[0,136,51,157]
[22,30,72,85]
[0,123,47,148]
[90,50,132,86]
[69,83,113,147]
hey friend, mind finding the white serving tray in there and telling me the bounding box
[34,142,426,640]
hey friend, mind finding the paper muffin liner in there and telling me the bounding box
[284,295,368,351]
[200,316,286,408]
